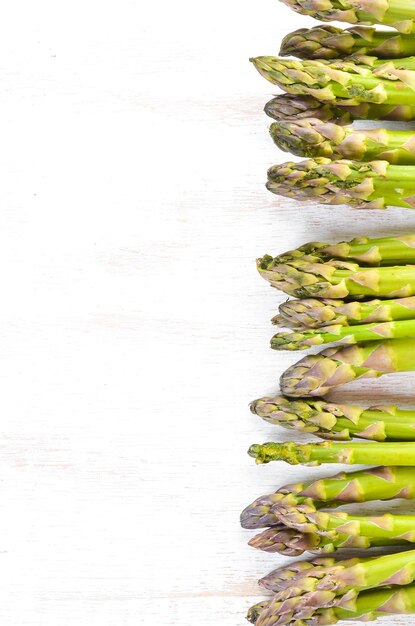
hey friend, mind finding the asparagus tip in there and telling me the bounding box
[248,444,262,462]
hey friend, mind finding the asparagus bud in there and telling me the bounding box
[259,557,366,592]
[257,549,415,626]
[252,56,415,107]
[270,119,415,165]
[240,484,312,529]
[267,158,415,210]
[251,396,415,441]
[241,466,415,530]
[265,94,415,124]
[271,319,415,352]
[248,440,415,466]
[248,526,329,555]
[249,525,401,555]
[279,338,415,396]
[277,505,415,545]
[276,296,415,329]
[278,0,415,34]
[254,583,415,626]
[247,601,269,625]
[258,255,415,299]
[274,234,415,267]
[280,25,415,60]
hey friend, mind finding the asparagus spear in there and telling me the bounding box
[251,395,415,441]
[270,118,415,165]
[256,549,415,626]
[277,505,415,545]
[248,526,346,555]
[273,234,415,267]
[251,56,415,106]
[249,525,403,554]
[259,556,368,592]
[248,440,415,466]
[267,158,415,210]
[250,584,415,626]
[258,255,415,299]
[275,296,415,329]
[279,338,415,396]
[271,319,415,352]
[280,25,415,60]
[240,484,314,529]
[247,601,269,625]
[241,466,415,530]
[278,0,415,34]
[265,94,415,124]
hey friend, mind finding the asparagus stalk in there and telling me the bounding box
[248,440,415,466]
[251,395,415,441]
[251,56,415,106]
[250,584,415,626]
[241,466,415,530]
[275,296,415,329]
[280,25,415,60]
[267,158,415,210]
[277,505,415,544]
[249,525,403,555]
[273,234,415,267]
[278,0,415,34]
[279,338,415,397]
[271,319,415,352]
[265,94,415,124]
[259,556,368,593]
[258,255,415,299]
[248,526,346,555]
[256,549,415,626]
[270,118,415,165]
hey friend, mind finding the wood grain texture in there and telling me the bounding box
[0,1,414,624]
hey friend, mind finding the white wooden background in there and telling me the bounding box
[1,1,415,624]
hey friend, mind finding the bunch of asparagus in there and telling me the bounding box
[245,1,415,624]
[242,467,415,623]
[250,17,415,208]
[241,465,415,553]
[257,233,415,395]
[246,232,415,622]
[248,554,415,625]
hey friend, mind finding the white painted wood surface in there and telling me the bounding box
[1,1,415,624]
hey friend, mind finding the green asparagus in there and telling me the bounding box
[265,94,415,124]
[280,25,415,60]
[270,118,415,164]
[241,466,415,529]
[279,338,415,396]
[267,158,415,210]
[241,484,314,529]
[259,556,368,593]
[278,0,415,33]
[249,440,415,466]
[249,525,403,555]
[258,255,415,299]
[248,526,344,555]
[273,234,415,267]
[276,505,415,544]
[251,395,415,441]
[247,601,269,625]
[251,583,415,626]
[271,319,415,351]
[275,296,415,329]
[251,56,415,106]
[256,549,415,626]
